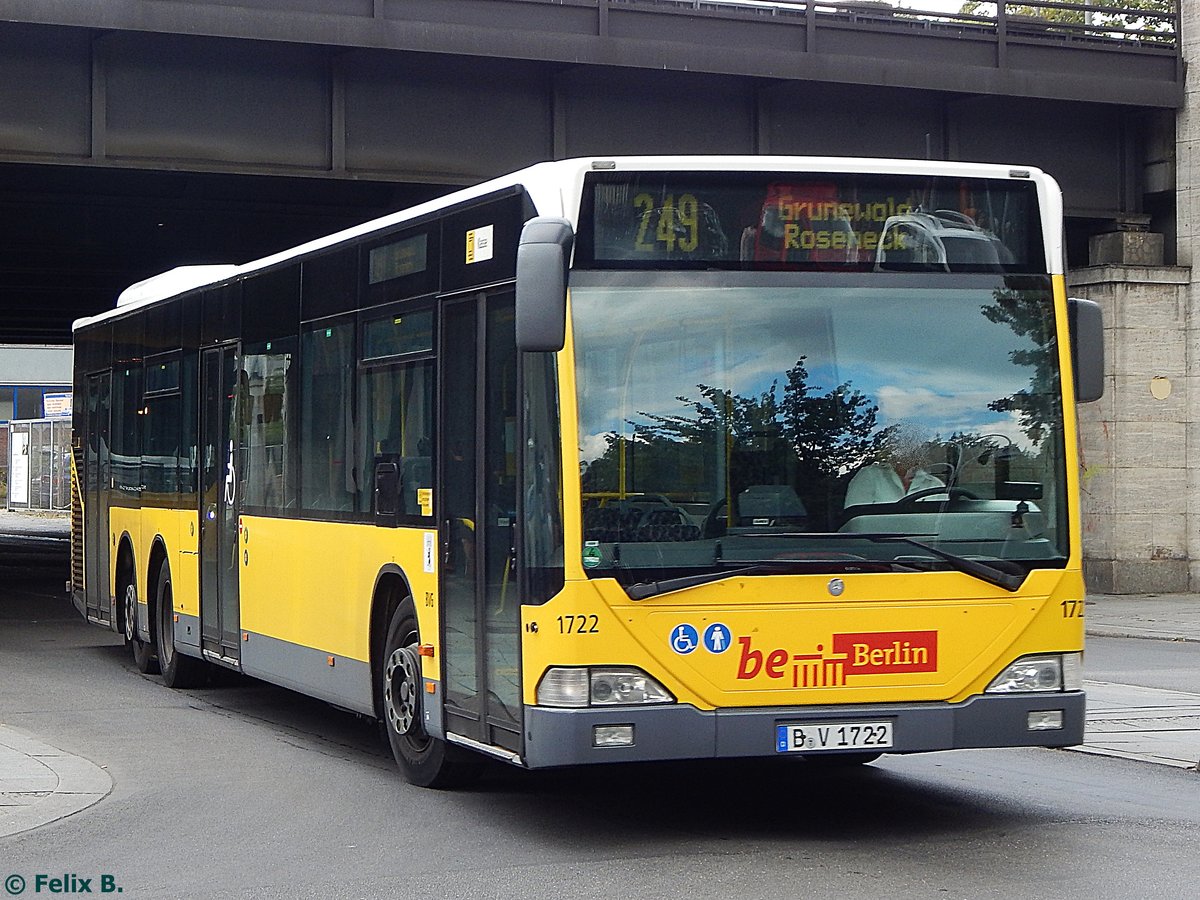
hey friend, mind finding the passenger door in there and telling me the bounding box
[438,290,522,753]
[84,371,112,624]
[199,345,242,663]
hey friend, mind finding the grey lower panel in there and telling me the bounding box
[521,692,1086,769]
[137,600,151,644]
[422,679,445,740]
[173,612,202,655]
[241,631,374,717]
[86,593,117,630]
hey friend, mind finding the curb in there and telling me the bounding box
[0,726,113,839]
[1086,626,1200,643]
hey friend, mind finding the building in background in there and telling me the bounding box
[0,344,71,507]
[0,344,71,422]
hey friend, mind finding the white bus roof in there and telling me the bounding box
[73,155,1062,331]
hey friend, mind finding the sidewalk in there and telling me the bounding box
[0,727,111,839]
[1086,592,1200,642]
[1080,593,1200,770]
[0,508,69,537]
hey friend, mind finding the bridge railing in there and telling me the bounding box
[616,0,1178,48]
[1,0,1178,107]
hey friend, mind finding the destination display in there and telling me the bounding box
[578,172,1043,272]
[368,232,428,285]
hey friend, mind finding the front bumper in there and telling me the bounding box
[521,691,1085,768]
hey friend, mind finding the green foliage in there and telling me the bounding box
[958,0,1174,36]
[634,358,888,478]
[981,285,1059,445]
[580,357,891,526]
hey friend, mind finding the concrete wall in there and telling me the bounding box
[1069,266,1191,593]
[1066,0,1200,595]
[0,345,72,386]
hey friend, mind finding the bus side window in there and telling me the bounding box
[241,340,297,512]
[358,360,434,518]
[300,320,356,512]
[111,365,142,496]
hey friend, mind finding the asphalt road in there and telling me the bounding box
[3,554,1199,900]
[1085,635,1198,694]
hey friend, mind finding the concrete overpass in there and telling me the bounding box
[0,0,1183,339]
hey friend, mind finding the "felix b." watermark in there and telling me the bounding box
[5,874,124,895]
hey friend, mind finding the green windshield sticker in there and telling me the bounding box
[582,544,603,569]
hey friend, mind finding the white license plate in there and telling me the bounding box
[775,721,893,753]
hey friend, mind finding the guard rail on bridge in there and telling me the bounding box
[635,0,1177,48]
[5,0,1182,106]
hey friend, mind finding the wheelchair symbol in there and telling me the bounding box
[670,624,699,655]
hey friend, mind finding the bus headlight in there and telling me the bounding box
[1062,651,1082,690]
[590,668,674,706]
[536,666,674,707]
[986,653,1082,693]
[536,668,589,707]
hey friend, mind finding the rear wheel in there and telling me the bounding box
[123,575,157,675]
[156,565,208,688]
[382,602,481,789]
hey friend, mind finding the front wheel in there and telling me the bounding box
[123,577,158,675]
[381,603,480,789]
[156,566,208,688]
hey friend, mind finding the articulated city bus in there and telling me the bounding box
[71,157,1103,787]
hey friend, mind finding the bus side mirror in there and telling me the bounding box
[1068,297,1104,403]
[516,217,574,352]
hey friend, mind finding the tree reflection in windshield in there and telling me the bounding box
[582,357,893,534]
[982,283,1060,445]
[572,276,1069,572]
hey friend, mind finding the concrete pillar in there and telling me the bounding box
[1066,0,1200,593]
[1180,0,1200,272]
[1176,0,1200,590]
[1069,266,1191,593]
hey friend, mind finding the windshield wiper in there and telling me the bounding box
[623,533,1025,600]
[625,564,776,601]
[732,531,1027,592]
[869,535,1025,592]
[623,557,922,601]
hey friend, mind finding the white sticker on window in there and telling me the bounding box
[466,224,494,264]
[423,531,436,574]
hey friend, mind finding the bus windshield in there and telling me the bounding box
[572,272,1068,586]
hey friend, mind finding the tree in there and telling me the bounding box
[980,284,1059,445]
[959,0,1174,39]
[779,359,891,482]
[581,357,891,528]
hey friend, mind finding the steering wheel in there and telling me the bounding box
[894,486,979,507]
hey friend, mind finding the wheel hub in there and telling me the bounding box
[123,583,137,642]
[384,645,421,736]
[160,596,173,666]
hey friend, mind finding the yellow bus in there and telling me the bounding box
[71,157,1103,787]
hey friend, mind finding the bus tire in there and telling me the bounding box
[123,573,158,675]
[382,602,480,789]
[156,565,207,689]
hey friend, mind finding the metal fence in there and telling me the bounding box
[6,418,71,512]
[623,0,1179,46]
